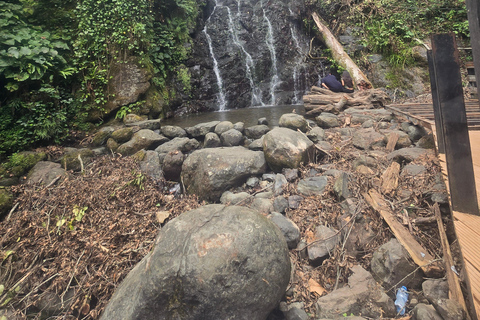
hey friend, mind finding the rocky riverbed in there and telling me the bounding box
[0,91,468,319]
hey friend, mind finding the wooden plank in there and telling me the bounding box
[381,162,400,195]
[364,189,443,276]
[434,204,469,317]
[385,133,399,152]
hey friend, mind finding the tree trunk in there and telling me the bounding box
[312,12,372,90]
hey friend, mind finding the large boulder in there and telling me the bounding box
[26,161,66,185]
[117,130,169,156]
[100,204,291,320]
[263,127,314,172]
[61,148,94,171]
[278,113,309,132]
[155,137,200,155]
[181,147,268,201]
[185,121,220,138]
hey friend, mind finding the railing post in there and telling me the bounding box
[431,33,479,215]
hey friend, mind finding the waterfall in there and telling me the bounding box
[204,3,227,111]
[263,7,280,106]
[290,25,303,104]
[226,5,264,106]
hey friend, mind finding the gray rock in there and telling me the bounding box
[371,238,423,289]
[91,127,114,147]
[281,302,308,320]
[125,119,161,131]
[402,123,428,142]
[274,174,288,195]
[416,133,436,149]
[220,191,251,206]
[139,151,163,181]
[344,107,393,121]
[182,147,267,201]
[273,196,288,213]
[308,225,339,265]
[337,214,376,258]
[283,168,298,182]
[402,164,427,176]
[163,150,185,181]
[288,195,304,209]
[297,176,329,196]
[255,191,274,199]
[432,298,465,320]
[316,112,340,128]
[324,169,343,178]
[250,198,274,215]
[100,205,291,320]
[204,132,222,148]
[263,127,314,172]
[155,137,200,154]
[0,177,19,187]
[61,148,95,171]
[245,124,270,139]
[233,122,245,133]
[351,114,374,125]
[246,177,260,188]
[307,127,325,143]
[27,161,66,186]
[279,113,309,132]
[123,114,144,124]
[221,129,243,147]
[215,121,234,135]
[111,127,135,143]
[422,279,449,302]
[185,121,221,138]
[117,130,169,156]
[352,155,376,170]
[248,137,264,151]
[269,212,301,249]
[107,138,119,152]
[412,303,443,320]
[0,189,13,216]
[258,117,268,125]
[387,147,433,163]
[352,128,385,150]
[334,172,350,200]
[161,125,187,138]
[382,129,412,149]
[262,173,277,182]
[361,119,375,128]
[315,265,395,319]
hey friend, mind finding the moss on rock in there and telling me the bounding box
[0,188,13,217]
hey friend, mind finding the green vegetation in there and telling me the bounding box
[0,0,199,157]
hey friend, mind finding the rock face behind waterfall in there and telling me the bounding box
[100,204,291,320]
[184,0,319,112]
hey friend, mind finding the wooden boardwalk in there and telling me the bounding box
[388,101,480,319]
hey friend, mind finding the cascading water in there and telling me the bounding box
[204,4,227,111]
[262,6,280,106]
[290,24,304,104]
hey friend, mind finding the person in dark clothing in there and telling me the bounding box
[341,70,354,93]
[320,73,344,92]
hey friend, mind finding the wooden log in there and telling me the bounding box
[381,162,400,195]
[306,106,329,117]
[312,12,372,90]
[412,216,437,225]
[364,189,444,277]
[386,133,399,152]
[434,204,470,319]
[333,95,349,112]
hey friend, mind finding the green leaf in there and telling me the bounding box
[7,47,19,58]
[19,46,31,56]
[3,39,15,45]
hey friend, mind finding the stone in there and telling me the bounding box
[220,191,252,206]
[352,155,376,170]
[258,117,268,125]
[432,298,465,320]
[274,174,288,195]
[333,172,350,200]
[139,151,163,181]
[306,127,325,143]
[269,212,301,249]
[262,173,276,182]
[61,148,94,171]
[371,238,423,289]
[100,205,291,320]
[351,114,374,125]
[185,121,221,138]
[382,129,412,149]
[123,114,144,124]
[263,127,314,172]
[316,113,340,128]
[361,119,375,128]
[91,127,114,147]
[155,137,200,154]
[215,121,234,135]
[163,151,185,181]
[248,137,264,151]
[233,122,245,133]
[352,128,385,150]
[282,302,309,320]
[182,147,267,201]
[117,130,169,156]
[412,303,443,320]
[125,119,161,131]
[107,138,119,152]
[337,214,376,258]
[26,161,66,186]
[221,129,243,147]
[297,176,329,196]
[6,151,47,177]
[161,125,187,138]
[403,123,428,142]
[203,132,222,148]
[103,57,152,116]
[344,108,393,122]
[416,133,436,149]
[246,177,260,188]
[315,265,395,319]
[250,198,274,215]
[245,124,270,140]
[402,164,427,176]
[0,177,18,187]
[283,168,298,182]
[278,113,309,132]
[111,127,135,143]
[422,279,449,302]
[0,188,13,216]
[387,147,433,163]
[273,196,288,213]
[288,195,304,209]
[308,225,339,265]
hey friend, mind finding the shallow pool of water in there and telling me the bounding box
[161,105,305,128]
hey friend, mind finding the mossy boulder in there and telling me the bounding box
[6,151,47,177]
[107,138,119,152]
[0,188,13,217]
[61,149,95,171]
[111,127,135,143]
[91,127,115,147]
